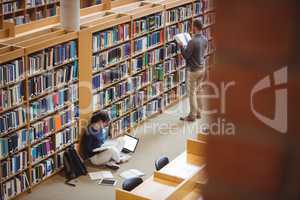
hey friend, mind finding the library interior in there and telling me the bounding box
[0,0,299,200]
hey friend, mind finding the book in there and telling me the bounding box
[110,115,131,138]
[93,23,130,52]
[89,171,114,180]
[174,33,191,47]
[1,172,29,200]
[133,13,163,36]
[31,158,55,185]
[145,99,162,117]
[0,81,25,111]
[194,1,203,15]
[31,139,54,163]
[0,129,27,159]
[0,59,24,87]
[55,126,78,150]
[0,107,27,135]
[120,169,145,179]
[165,42,179,58]
[166,21,190,42]
[133,30,163,54]
[1,151,28,179]
[165,4,193,25]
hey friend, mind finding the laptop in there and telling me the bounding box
[121,134,139,153]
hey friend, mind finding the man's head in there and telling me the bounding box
[90,111,110,129]
[193,19,203,34]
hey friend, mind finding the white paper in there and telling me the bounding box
[120,169,145,179]
[174,33,191,47]
[89,171,114,180]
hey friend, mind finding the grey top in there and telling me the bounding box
[181,33,208,72]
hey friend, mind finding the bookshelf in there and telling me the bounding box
[0,29,79,200]
[0,0,60,29]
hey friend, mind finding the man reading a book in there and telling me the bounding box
[83,111,130,170]
[179,19,208,122]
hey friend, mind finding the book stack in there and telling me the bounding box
[0,81,25,111]
[1,172,29,200]
[31,158,55,185]
[31,139,54,163]
[0,107,27,135]
[93,23,130,52]
[133,13,163,36]
[92,42,131,71]
[0,129,27,159]
[28,41,77,76]
[55,126,78,150]
[165,4,193,25]
[0,59,25,87]
[1,151,28,179]
[92,61,129,91]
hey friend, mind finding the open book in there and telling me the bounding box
[174,33,191,47]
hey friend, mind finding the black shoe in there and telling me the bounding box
[180,116,196,122]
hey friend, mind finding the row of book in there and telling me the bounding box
[202,0,215,12]
[1,151,28,180]
[26,0,58,8]
[1,172,29,200]
[28,61,78,97]
[195,12,215,28]
[203,26,213,40]
[92,43,130,72]
[194,1,203,15]
[0,82,25,112]
[55,126,78,150]
[0,59,24,87]
[92,61,129,91]
[0,107,27,136]
[2,1,22,14]
[133,30,163,54]
[29,109,78,144]
[92,24,130,52]
[166,21,191,42]
[31,157,54,185]
[29,85,78,120]
[132,47,164,73]
[133,13,163,36]
[31,138,53,163]
[0,129,27,160]
[165,4,193,25]
[28,41,77,76]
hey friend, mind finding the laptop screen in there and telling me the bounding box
[123,134,139,152]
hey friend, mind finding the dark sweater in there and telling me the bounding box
[182,33,208,72]
[84,125,108,158]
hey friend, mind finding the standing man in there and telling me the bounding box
[179,19,208,122]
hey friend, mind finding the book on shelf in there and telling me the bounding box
[133,13,163,36]
[194,0,203,15]
[203,0,215,12]
[166,21,191,42]
[164,74,177,91]
[130,106,146,126]
[31,158,55,185]
[92,61,129,91]
[1,172,29,200]
[174,33,191,48]
[105,97,132,121]
[110,115,131,138]
[29,109,77,144]
[165,4,193,25]
[92,42,130,72]
[145,99,162,117]
[131,91,145,108]
[0,81,25,111]
[1,151,28,179]
[55,126,78,150]
[0,59,24,87]
[165,42,179,58]
[179,68,187,83]
[92,23,130,52]
[203,26,213,40]
[56,151,64,169]
[28,41,77,76]
[162,89,177,108]
[31,138,54,163]
[133,30,163,54]
[28,60,78,97]
[164,59,177,75]
[0,129,27,160]
[0,107,27,136]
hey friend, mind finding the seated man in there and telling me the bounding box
[84,111,130,169]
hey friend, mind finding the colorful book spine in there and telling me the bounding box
[105,96,132,121]
[164,74,176,91]
[93,23,130,52]
[134,30,163,54]
[0,81,25,111]
[92,61,129,91]
[194,0,203,15]
[29,108,77,144]
[29,87,77,121]
[55,126,78,150]
[145,99,162,117]
[163,89,177,107]
[166,21,191,42]
[0,59,24,87]
[28,41,77,76]
[129,68,152,91]
[92,42,131,72]
[165,4,193,25]
[130,91,145,108]
[0,107,27,135]
[110,114,131,138]
[31,158,55,185]
[133,13,163,36]
[1,151,28,179]
[31,139,54,163]
[1,172,29,200]
[130,106,146,126]
[165,42,179,58]
[0,129,27,159]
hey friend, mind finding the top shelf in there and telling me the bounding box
[0,43,23,64]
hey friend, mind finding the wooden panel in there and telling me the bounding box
[0,47,24,64]
[197,133,207,142]
[163,0,194,9]
[116,189,150,200]
[187,139,206,157]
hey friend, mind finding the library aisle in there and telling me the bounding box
[21,99,202,200]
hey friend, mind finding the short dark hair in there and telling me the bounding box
[193,19,203,31]
[90,111,110,124]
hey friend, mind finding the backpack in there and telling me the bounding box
[63,145,87,186]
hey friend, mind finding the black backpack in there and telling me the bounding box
[63,145,87,186]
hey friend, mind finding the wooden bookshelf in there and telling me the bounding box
[0,28,80,200]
